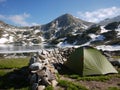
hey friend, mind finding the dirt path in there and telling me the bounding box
[60,76,120,90]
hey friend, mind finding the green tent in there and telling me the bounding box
[64,46,118,76]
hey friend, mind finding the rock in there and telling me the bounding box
[29,62,43,72]
[63,58,67,62]
[41,49,48,55]
[54,48,59,54]
[110,60,120,67]
[28,47,76,89]
[30,74,37,84]
[37,66,57,86]
[38,54,46,60]
[51,80,58,87]
[38,85,45,90]
[32,83,38,90]
[41,59,49,65]
[29,56,37,65]
[36,67,51,86]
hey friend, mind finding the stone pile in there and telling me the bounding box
[28,47,76,90]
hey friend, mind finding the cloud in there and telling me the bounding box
[77,6,120,22]
[8,13,30,26]
[0,0,6,3]
[0,14,6,19]
[0,13,39,26]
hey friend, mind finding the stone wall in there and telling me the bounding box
[28,47,75,90]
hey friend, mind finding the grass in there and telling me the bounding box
[0,57,30,90]
[112,56,120,59]
[107,87,120,90]
[0,69,13,76]
[45,85,54,90]
[68,74,111,82]
[0,58,30,69]
[58,80,88,90]
[0,57,119,90]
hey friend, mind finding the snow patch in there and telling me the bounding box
[89,34,97,39]
[100,26,109,33]
[96,45,120,51]
[89,34,105,41]
[116,28,120,37]
[0,38,8,44]
[3,34,9,37]
[96,35,105,41]
[39,36,45,41]
[9,36,14,42]
[57,41,73,48]
[34,29,40,34]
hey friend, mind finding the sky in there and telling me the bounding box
[0,0,120,26]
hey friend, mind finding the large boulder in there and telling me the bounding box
[29,62,43,72]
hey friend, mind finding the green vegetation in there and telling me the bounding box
[0,69,13,77]
[91,40,105,46]
[0,58,30,90]
[68,74,111,82]
[58,80,88,90]
[64,67,120,81]
[105,22,120,30]
[101,30,117,40]
[107,87,120,90]
[0,58,30,69]
[112,56,120,59]
[45,85,54,90]
[0,57,119,90]
[105,38,120,45]
[50,38,61,44]
[65,33,91,45]
[85,25,101,34]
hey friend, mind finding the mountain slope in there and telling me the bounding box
[0,13,120,49]
[0,21,43,45]
[99,15,120,26]
[41,13,93,39]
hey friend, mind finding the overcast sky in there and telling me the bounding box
[0,0,120,26]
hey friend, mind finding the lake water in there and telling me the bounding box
[0,44,57,53]
[0,44,43,53]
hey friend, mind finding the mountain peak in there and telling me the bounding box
[59,13,73,18]
[55,13,76,27]
[52,13,92,27]
[42,13,93,32]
